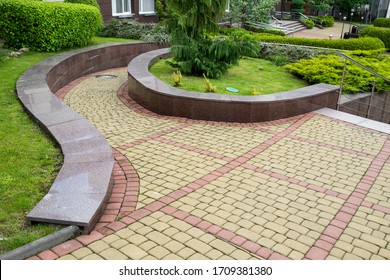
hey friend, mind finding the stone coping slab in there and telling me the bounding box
[128,48,340,122]
[16,42,162,233]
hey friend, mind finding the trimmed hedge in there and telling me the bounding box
[257,35,385,51]
[0,0,103,52]
[373,18,390,28]
[360,26,390,49]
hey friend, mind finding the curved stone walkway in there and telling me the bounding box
[29,68,390,260]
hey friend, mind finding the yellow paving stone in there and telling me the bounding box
[82,254,104,260]
[149,246,171,259]
[71,247,94,259]
[283,239,310,254]
[120,244,148,259]
[379,248,390,259]
[101,234,121,245]
[58,255,77,260]
[188,253,210,260]
[139,241,158,252]
[352,239,380,254]
[206,249,225,259]
[288,250,305,260]
[229,249,254,260]
[126,234,148,245]
[209,239,237,255]
[328,248,345,259]
[258,237,277,249]
[146,231,171,246]
[163,254,184,260]
[111,239,129,250]
[185,239,213,254]
[88,240,110,254]
[177,248,196,259]
[352,247,372,259]
[100,248,128,260]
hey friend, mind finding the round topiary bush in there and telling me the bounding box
[0,0,103,52]
[360,26,390,49]
[373,18,390,28]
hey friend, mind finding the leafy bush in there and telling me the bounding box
[373,18,390,28]
[203,74,217,92]
[318,16,335,27]
[171,70,182,86]
[360,26,390,49]
[0,0,102,51]
[305,20,315,29]
[285,52,390,93]
[271,55,289,66]
[290,0,305,14]
[65,0,100,9]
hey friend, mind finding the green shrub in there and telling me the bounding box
[65,0,100,9]
[258,35,385,50]
[360,26,390,49]
[318,16,334,27]
[285,53,390,93]
[373,18,390,28]
[243,22,286,36]
[305,20,315,29]
[0,0,103,52]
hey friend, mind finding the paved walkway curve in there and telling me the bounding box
[29,68,390,260]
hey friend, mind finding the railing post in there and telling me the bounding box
[366,79,376,119]
[337,60,347,111]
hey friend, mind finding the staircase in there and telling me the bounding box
[281,20,307,35]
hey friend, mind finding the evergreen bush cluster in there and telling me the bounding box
[0,0,102,52]
[285,50,390,93]
[258,43,328,63]
[373,18,390,28]
[360,26,390,49]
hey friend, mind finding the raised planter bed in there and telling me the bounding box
[128,48,340,123]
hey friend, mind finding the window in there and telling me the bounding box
[112,0,132,16]
[139,0,155,14]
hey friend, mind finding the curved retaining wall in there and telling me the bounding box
[128,48,340,123]
[16,42,162,233]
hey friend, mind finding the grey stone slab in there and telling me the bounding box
[34,105,85,127]
[48,161,114,194]
[61,135,112,156]
[27,193,108,227]
[46,118,102,144]
[314,108,390,134]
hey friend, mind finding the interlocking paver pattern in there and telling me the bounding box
[31,68,390,260]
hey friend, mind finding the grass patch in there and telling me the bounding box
[0,37,131,254]
[150,57,308,95]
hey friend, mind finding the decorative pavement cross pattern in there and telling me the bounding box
[28,68,390,260]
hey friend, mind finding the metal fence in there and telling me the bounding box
[336,52,390,124]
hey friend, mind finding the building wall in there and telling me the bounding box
[97,0,160,22]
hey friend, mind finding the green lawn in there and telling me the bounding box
[150,57,308,95]
[0,37,136,254]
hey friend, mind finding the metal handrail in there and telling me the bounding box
[338,52,390,84]
[271,15,283,26]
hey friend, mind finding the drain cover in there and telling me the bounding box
[95,74,118,79]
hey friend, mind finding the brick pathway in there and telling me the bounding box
[28,68,390,260]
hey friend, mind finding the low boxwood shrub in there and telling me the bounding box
[0,0,103,52]
[257,35,385,50]
[373,18,390,28]
[360,26,390,49]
